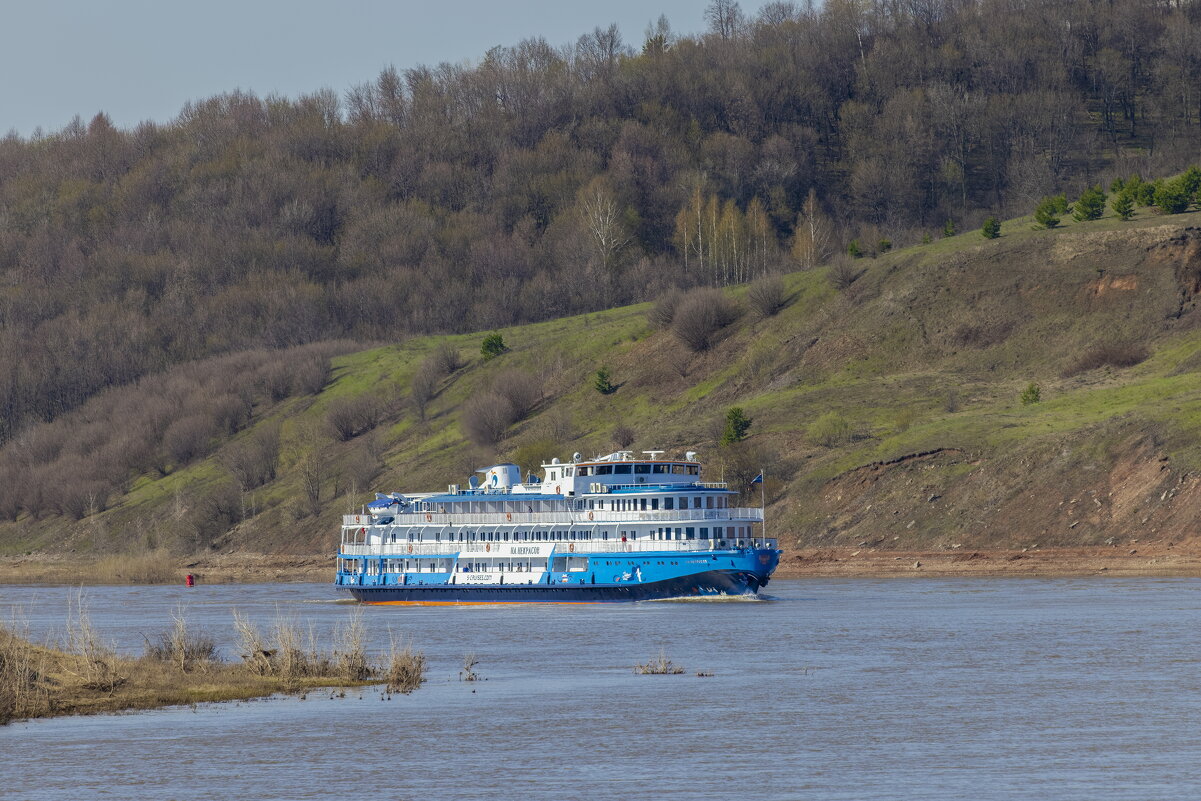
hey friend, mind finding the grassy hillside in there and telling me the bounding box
[5,206,1201,560]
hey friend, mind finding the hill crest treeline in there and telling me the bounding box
[3,0,1201,441]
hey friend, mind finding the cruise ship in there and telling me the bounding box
[335,450,780,603]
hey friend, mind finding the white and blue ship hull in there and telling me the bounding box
[337,547,780,604]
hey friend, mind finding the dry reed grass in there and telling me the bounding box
[83,550,178,584]
[334,608,371,681]
[142,606,216,672]
[2,605,392,726]
[385,635,426,694]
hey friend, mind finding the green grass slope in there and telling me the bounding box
[5,206,1201,559]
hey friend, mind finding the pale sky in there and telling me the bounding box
[3,0,710,137]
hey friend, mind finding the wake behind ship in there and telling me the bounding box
[336,450,780,603]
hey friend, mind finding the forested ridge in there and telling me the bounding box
[3,0,1201,447]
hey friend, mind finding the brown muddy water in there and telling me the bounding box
[2,578,1201,800]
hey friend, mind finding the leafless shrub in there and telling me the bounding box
[0,465,20,521]
[232,610,273,676]
[828,258,861,291]
[459,653,480,682]
[747,275,787,319]
[163,414,216,466]
[634,650,684,674]
[343,438,384,494]
[327,395,383,441]
[648,288,684,329]
[293,354,331,395]
[142,608,216,672]
[430,341,464,374]
[461,391,518,446]
[66,591,121,692]
[260,362,294,402]
[210,393,252,435]
[0,617,50,725]
[271,616,330,680]
[671,288,741,352]
[221,424,281,489]
[613,423,636,449]
[55,471,111,520]
[386,637,426,693]
[410,362,440,421]
[1062,342,1150,377]
[491,369,540,420]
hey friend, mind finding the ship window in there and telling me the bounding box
[640,498,647,511]
[652,498,659,510]
[634,464,650,474]
[672,465,686,474]
[706,496,714,509]
[694,497,702,509]
[602,531,609,540]
[614,464,632,475]
[653,464,668,474]
[701,527,709,537]
[665,498,674,510]
[579,466,591,476]
[597,465,613,475]
[688,466,699,475]
[686,527,695,539]
[565,468,574,477]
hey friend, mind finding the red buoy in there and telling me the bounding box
[185,574,195,587]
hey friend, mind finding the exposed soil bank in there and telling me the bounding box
[775,543,1201,578]
[5,542,1201,587]
[0,552,331,586]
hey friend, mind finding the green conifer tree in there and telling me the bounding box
[721,407,752,446]
[594,366,615,395]
[1073,186,1106,221]
[1034,197,1061,229]
[1112,191,1134,221]
[981,217,1001,239]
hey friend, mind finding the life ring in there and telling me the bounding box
[587,511,594,521]
[555,484,561,494]
[425,513,432,522]
[359,527,365,535]
[486,543,491,552]
[506,512,512,521]
[355,516,360,523]
[568,543,575,553]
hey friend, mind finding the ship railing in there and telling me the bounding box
[339,538,778,558]
[341,507,764,527]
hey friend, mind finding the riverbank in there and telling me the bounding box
[4,542,1201,586]
[0,605,423,725]
[774,542,1201,578]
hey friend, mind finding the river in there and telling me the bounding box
[2,577,1200,800]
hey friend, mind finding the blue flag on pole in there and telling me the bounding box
[750,473,763,485]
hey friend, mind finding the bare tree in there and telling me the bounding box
[578,178,632,283]
[410,362,440,422]
[706,0,745,40]
[792,188,833,269]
